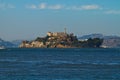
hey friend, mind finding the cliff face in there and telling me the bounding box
[19,32,78,48]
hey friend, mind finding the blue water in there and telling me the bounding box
[0,48,120,80]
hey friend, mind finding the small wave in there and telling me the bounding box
[91,62,120,65]
[50,60,74,64]
[74,60,120,65]
[20,60,42,63]
[0,59,42,64]
[49,60,120,66]
[0,59,17,62]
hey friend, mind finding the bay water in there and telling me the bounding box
[0,48,120,80]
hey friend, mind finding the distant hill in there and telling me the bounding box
[11,40,22,47]
[78,34,120,48]
[102,38,120,48]
[78,34,104,39]
[0,37,30,48]
[0,38,16,48]
[78,33,120,39]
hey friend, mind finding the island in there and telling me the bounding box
[19,32,103,48]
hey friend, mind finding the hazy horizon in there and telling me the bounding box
[0,0,120,41]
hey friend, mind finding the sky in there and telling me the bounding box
[0,0,120,41]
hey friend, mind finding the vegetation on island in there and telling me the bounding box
[19,32,103,48]
[79,38,103,48]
